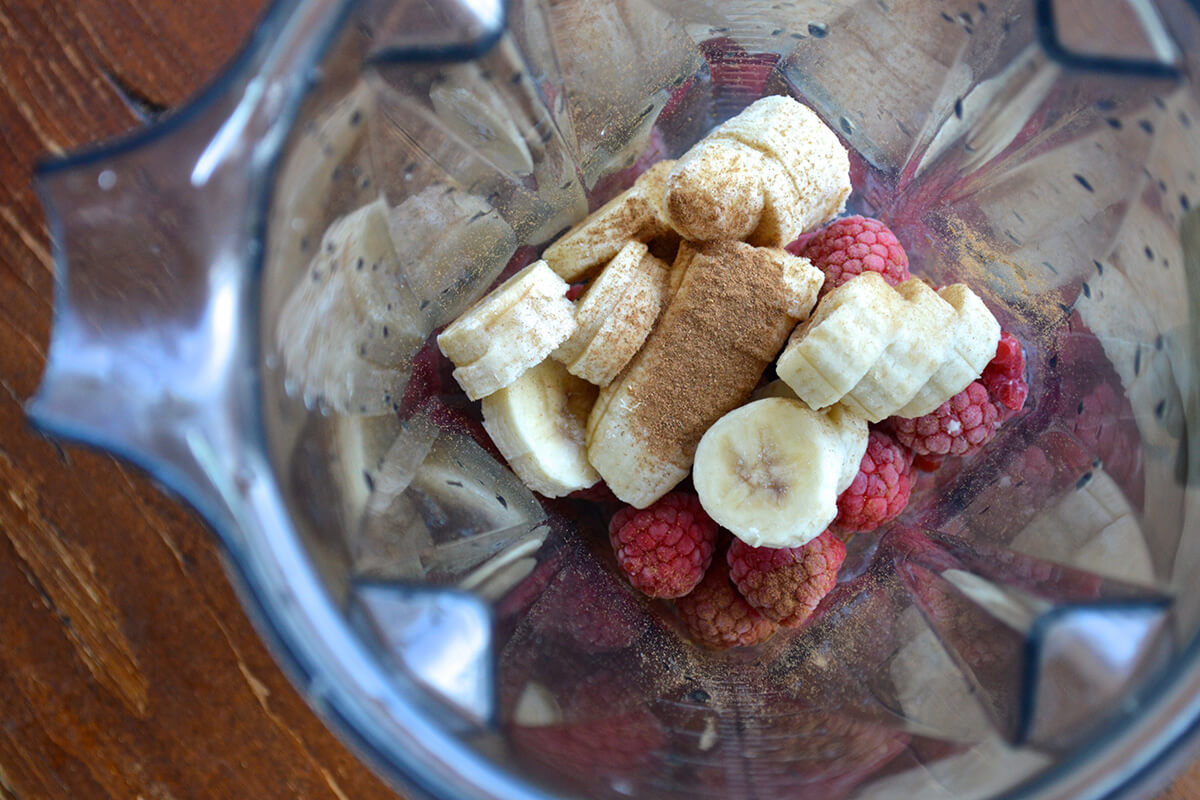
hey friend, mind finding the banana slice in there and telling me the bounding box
[896,284,1000,418]
[587,241,822,507]
[553,241,670,386]
[438,260,576,400]
[542,160,676,281]
[842,279,956,422]
[481,359,600,497]
[664,96,850,247]
[694,398,845,548]
[749,382,867,494]
[776,272,902,411]
[276,198,428,414]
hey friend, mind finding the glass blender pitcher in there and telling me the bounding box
[28,0,1200,797]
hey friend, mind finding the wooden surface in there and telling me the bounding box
[0,1,1197,798]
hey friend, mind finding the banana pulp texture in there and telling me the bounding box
[542,160,676,281]
[276,197,429,415]
[552,240,670,386]
[694,398,846,548]
[841,279,956,422]
[895,284,1000,418]
[437,260,576,400]
[664,95,851,247]
[481,359,600,498]
[586,240,823,507]
[776,272,902,411]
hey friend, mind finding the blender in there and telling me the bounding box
[27,0,1200,797]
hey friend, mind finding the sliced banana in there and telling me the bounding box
[776,272,902,411]
[694,398,845,548]
[553,241,670,386]
[542,160,675,281]
[896,284,1000,418]
[588,241,822,507]
[481,359,599,498]
[842,279,956,422]
[437,260,576,400]
[822,403,869,493]
[276,198,428,414]
[664,95,850,247]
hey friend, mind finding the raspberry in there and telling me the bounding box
[566,282,587,302]
[511,709,663,782]
[891,381,999,457]
[699,37,780,101]
[675,559,778,648]
[567,481,621,505]
[799,216,910,295]
[981,330,1028,420]
[609,493,718,598]
[835,428,915,532]
[726,531,846,628]
[540,562,648,653]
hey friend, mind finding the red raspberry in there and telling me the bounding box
[726,531,846,628]
[981,331,1029,420]
[567,481,621,505]
[891,381,999,457]
[609,493,718,598]
[675,559,778,648]
[511,709,663,782]
[835,428,915,532]
[540,562,648,653]
[699,37,780,104]
[800,216,910,295]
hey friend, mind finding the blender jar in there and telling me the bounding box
[28,0,1200,797]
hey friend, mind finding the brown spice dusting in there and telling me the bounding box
[626,240,798,466]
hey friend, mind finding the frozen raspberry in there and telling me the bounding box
[396,337,443,419]
[675,559,778,648]
[982,331,1029,420]
[609,493,718,598]
[541,563,648,653]
[835,428,915,532]
[511,708,663,782]
[726,531,846,628]
[891,381,999,457]
[799,216,910,295]
[699,37,780,101]
[566,282,588,302]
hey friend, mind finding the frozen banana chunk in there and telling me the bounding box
[438,260,576,400]
[664,95,850,246]
[842,279,956,422]
[552,240,670,386]
[543,160,676,281]
[896,284,1000,418]
[776,272,903,411]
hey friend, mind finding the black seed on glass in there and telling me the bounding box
[1134,347,1142,375]
[1182,112,1192,128]
[1043,260,1058,274]
[360,404,367,412]
[360,177,370,189]
[511,72,523,84]
[1182,194,1191,210]
[1014,210,1025,222]
[808,22,828,36]
[382,326,389,338]
[688,688,711,703]
[1007,230,1019,242]
[356,257,364,270]
[1077,401,1085,414]
[561,180,573,190]
[1059,301,1073,315]
[1076,472,1093,489]
[332,165,343,180]
[1074,174,1094,192]
[840,117,854,135]
[771,28,784,35]
[541,128,554,143]
[1093,457,1103,469]
[1156,334,1165,350]
[447,480,464,487]
[1049,354,1058,369]
[1156,399,1166,419]
[1082,282,1090,298]
[363,471,375,491]
[940,11,954,22]
[419,299,430,310]
[497,495,508,508]
[1096,98,1117,111]
[468,210,486,223]
[959,11,973,24]
[637,104,655,120]
[954,98,963,119]
[326,241,335,253]
[978,1,987,12]
[790,31,805,38]
[712,26,729,32]
[350,109,363,126]
[966,142,978,153]
[1139,120,1154,134]
[963,24,973,34]
[1094,259,1104,274]
[359,344,366,356]
[300,236,310,251]
[312,270,322,282]
[372,262,379,271]
[1154,96,1166,110]
[386,304,392,311]
[980,505,991,515]
[1106,117,1122,129]
[1145,246,1154,260]
[404,163,416,176]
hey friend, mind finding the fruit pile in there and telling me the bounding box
[437,95,1028,648]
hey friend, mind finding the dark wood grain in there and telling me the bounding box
[1,1,1198,798]
[0,1,395,797]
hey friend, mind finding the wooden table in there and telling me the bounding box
[0,1,1195,798]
